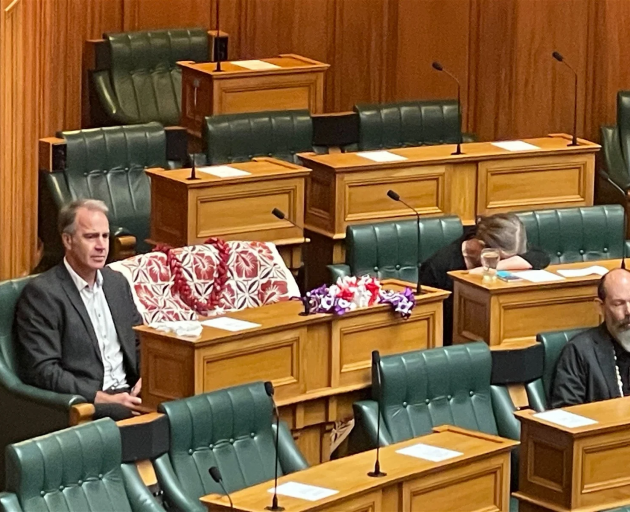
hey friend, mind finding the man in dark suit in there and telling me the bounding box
[15,199,144,420]
[551,268,630,408]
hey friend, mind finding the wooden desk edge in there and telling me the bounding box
[512,491,629,512]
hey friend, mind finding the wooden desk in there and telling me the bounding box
[202,425,517,512]
[146,158,309,270]
[300,135,599,286]
[514,397,630,511]
[179,54,329,138]
[449,259,618,349]
[136,284,448,464]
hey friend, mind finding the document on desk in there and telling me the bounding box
[356,150,408,163]
[201,317,261,332]
[396,443,463,462]
[511,270,565,283]
[491,140,540,151]
[268,482,339,501]
[233,59,281,71]
[556,266,609,278]
[197,165,251,178]
[534,409,598,428]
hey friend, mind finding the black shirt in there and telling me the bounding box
[418,229,551,345]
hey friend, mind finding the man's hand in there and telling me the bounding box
[131,378,142,397]
[95,390,144,414]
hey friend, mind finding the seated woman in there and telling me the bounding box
[419,213,550,345]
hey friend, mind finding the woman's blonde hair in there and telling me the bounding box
[475,213,527,257]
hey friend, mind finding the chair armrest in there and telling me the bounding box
[347,400,393,454]
[153,454,205,512]
[327,264,351,284]
[525,380,547,412]
[0,492,22,512]
[490,385,520,491]
[91,70,135,125]
[120,463,165,512]
[462,132,477,143]
[109,225,137,261]
[275,420,309,473]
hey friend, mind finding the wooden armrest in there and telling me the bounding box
[70,403,95,426]
[39,137,66,172]
[112,235,137,261]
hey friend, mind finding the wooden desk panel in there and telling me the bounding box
[450,259,617,349]
[137,284,449,464]
[515,397,630,512]
[202,426,517,512]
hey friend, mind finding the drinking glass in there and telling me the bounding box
[480,248,500,283]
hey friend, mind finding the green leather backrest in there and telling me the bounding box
[516,205,625,264]
[204,110,314,165]
[376,342,499,443]
[5,419,134,512]
[345,216,463,281]
[158,382,283,499]
[354,100,461,151]
[105,28,208,126]
[0,277,33,379]
[618,90,630,176]
[536,328,587,406]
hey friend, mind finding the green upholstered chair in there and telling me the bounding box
[0,276,92,487]
[38,122,171,271]
[91,28,209,126]
[203,109,321,165]
[354,100,476,151]
[153,382,308,512]
[0,419,163,511]
[327,215,463,283]
[515,204,630,264]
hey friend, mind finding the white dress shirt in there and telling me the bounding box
[64,258,128,391]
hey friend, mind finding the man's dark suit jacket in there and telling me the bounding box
[15,263,142,402]
[550,324,622,408]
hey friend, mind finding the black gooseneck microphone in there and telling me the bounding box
[432,61,463,155]
[386,190,422,294]
[208,466,234,509]
[552,51,579,147]
[214,0,223,72]
[264,381,284,512]
[368,350,387,477]
[271,208,308,296]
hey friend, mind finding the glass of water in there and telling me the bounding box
[480,248,500,283]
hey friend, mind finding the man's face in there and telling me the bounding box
[62,208,110,273]
[600,270,630,343]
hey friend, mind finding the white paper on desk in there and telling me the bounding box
[556,266,609,278]
[201,317,261,332]
[356,150,408,163]
[197,165,251,178]
[534,409,598,428]
[233,59,281,71]
[511,270,565,283]
[396,443,463,462]
[491,140,540,151]
[268,482,339,502]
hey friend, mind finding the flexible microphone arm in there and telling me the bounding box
[264,381,285,512]
[387,190,422,294]
[271,208,308,298]
[208,466,234,509]
[368,350,387,477]
[432,61,463,155]
[552,51,578,147]
[214,0,223,72]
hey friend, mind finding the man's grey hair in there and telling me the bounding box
[475,213,527,257]
[58,199,109,235]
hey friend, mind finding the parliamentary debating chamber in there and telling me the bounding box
[4,1,630,511]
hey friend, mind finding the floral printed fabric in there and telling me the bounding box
[108,241,300,324]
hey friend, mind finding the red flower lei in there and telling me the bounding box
[154,237,231,315]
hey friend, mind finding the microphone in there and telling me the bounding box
[432,61,463,155]
[208,466,234,509]
[214,0,223,72]
[551,51,579,147]
[271,208,308,296]
[368,350,387,477]
[386,190,422,294]
[264,381,284,512]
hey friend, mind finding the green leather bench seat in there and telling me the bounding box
[92,28,208,126]
[601,91,630,192]
[354,100,476,151]
[154,382,308,511]
[0,419,162,511]
[0,276,89,486]
[204,109,317,165]
[38,122,169,270]
[328,215,463,283]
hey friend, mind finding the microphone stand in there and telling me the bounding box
[552,51,579,147]
[432,61,463,155]
[214,0,223,72]
[187,153,200,181]
[367,350,386,477]
[271,208,309,302]
[264,381,285,512]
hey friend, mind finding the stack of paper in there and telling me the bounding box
[201,317,261,332]
[534,409,597,428]
[197,166,251,178]
[233,60,281,71]
[511,270,565,283]
[491,140,540,151]
[356,151,408,163]
[396,443,463,462]
[556,266,609,278]
[268,482,338,501]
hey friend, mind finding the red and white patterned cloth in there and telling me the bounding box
[108,241,300,324]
